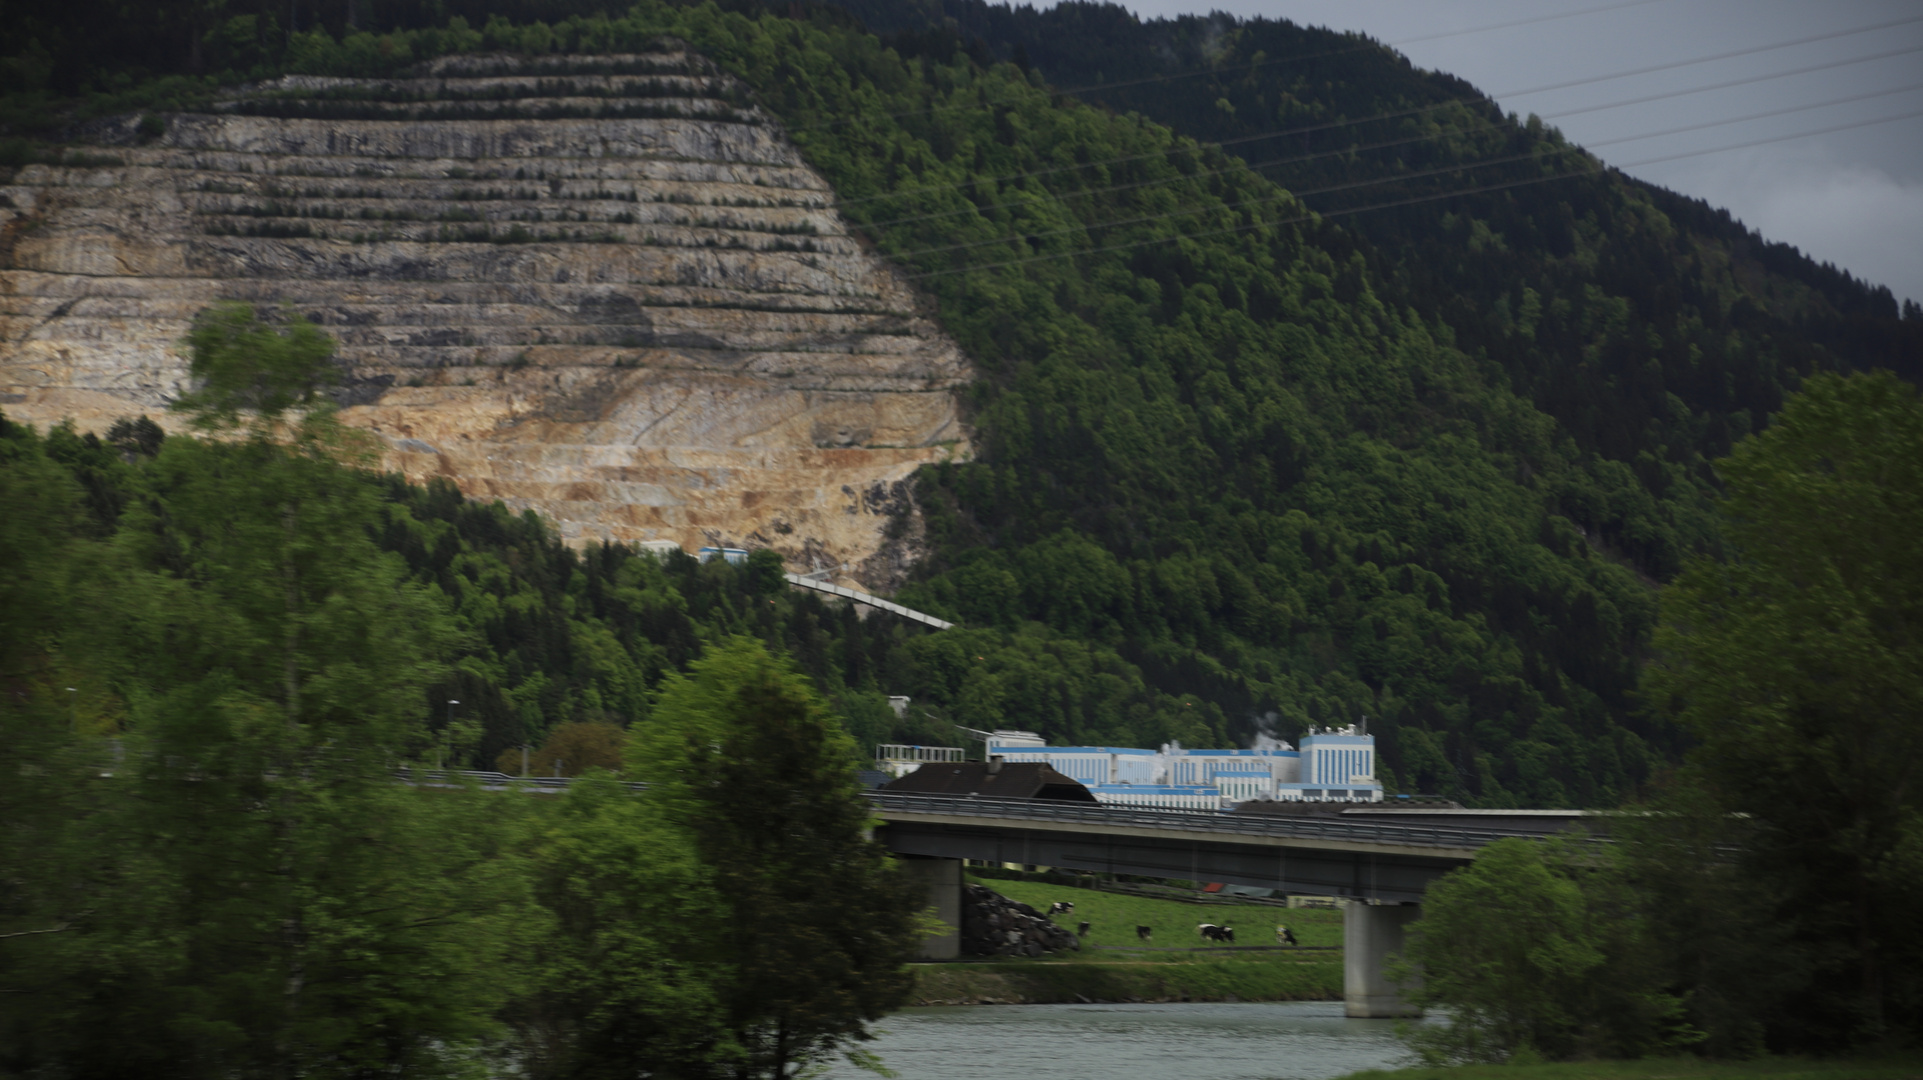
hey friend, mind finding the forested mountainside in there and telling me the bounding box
[7,412,1212,781]
[5,1,1917,806]
[834,1,1923,489]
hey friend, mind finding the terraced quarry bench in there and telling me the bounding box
[0,45,971,588]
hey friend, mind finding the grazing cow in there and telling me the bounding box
[1198,923,1235,944]
[1136,925,1153,942]
[1276,925,1299,946]
[1049,901,1075,916]
[1077,921,1092,937]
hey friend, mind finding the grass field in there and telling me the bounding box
[1337,1055,1923,1080]
[910,875,1347,1003]
[969,874,1344,956]
[909,958,1344,1005]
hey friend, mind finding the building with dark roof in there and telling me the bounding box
[879,760,1097,802]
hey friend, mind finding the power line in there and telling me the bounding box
[1387,0,1673,46]
[1495,12,1923,99]
[854,68,1923,236]
[871,90,1923,266]
[830,14,1923,212]
[1016,0,1676,103]
[1614,105,1923,168]
[904,108,1923,281]
[817,0,1673,134]
[1529,41,1923,120]
[888,146,1570,263]
[1577,81,1923,147]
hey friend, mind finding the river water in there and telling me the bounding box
[826,1001,1417,1080]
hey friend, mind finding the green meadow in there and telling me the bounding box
[908,875,1346,1003]
[973,873,1344,955]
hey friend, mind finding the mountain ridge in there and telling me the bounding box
[4,0,1917,805]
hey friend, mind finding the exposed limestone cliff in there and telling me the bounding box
[0,47,971,589]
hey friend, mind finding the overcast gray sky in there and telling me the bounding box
[1106,0,1923,306]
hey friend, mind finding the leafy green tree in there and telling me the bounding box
[1613,782,1796,1058]
[745,547,787,595]
[509,774,724,1080]
[0,413,105,1073]
[1400,838,1689,1064]
[2,306,531,1077]
[502,720,626,778]
[0,413,81,679]
[173,302,337,430]
[1644,370,1923,1048]
[627,638,924,1079]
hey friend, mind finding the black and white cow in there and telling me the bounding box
[1048,901,1075,916]
[1198,923,1235,944]
[1077,921,1092,937]
[1136,925,1153,942]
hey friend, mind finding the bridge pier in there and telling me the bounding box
[1344,901,1424,1018]
[898,855,962,960]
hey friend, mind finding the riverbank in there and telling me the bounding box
[909,958,1344,1005]
[1337,1054,1923,1080]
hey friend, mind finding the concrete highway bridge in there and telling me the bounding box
[868,789,1604,1017]
[418,770,1602,1017]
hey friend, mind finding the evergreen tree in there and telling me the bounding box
[628,638,924,1079]
[1645,370,1923,1049]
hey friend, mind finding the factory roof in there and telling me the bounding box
[880,761,1098,802]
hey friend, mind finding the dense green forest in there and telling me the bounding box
[8,403,1217,776]
[3,0,1918,809]
[5,0,1922,1064]
[0,374,926,1075]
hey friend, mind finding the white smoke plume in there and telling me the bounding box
[1249,710,1292,752]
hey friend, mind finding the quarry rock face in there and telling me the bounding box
[0,47,971,588]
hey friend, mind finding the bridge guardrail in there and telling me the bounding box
[397,768,644,792]
[411,770,1602,852]
[861,790,1605,852]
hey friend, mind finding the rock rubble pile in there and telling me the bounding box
[960,884,1080,958]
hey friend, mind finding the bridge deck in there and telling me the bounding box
[866,791,1563,903]
[406,771,1589,902]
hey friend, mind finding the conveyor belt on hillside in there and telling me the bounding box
[783,573,955,629]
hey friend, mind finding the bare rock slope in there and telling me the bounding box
[0,47,971,587]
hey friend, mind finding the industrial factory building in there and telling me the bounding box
[877,726,1383,810]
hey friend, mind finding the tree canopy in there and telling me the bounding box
[1644,370,1923,1049]
[0,409,928,1078]
[630,638,924,1079]
[8,1,1921,806]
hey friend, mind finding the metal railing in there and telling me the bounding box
[396,768,644,793]
[783,573,955,629]
[862,790,1596,852]
[408,770,1599,853]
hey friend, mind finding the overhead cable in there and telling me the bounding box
[854,69,1923,235]
[905,108,1923,280]
[874,94,1923,265]
[832,16,1923,211]
[818,0,1676,132]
